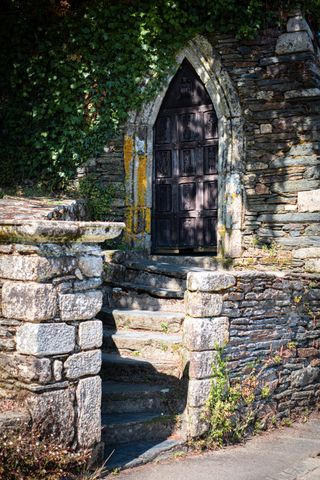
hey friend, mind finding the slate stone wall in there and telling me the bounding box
[184,270,320,438]
[0,241,104,448]
[76,135,125,223]
[84,13,320,271]
[208,13,320,270]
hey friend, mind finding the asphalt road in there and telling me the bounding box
[107,414,320,480]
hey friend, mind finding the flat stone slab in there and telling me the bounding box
[111,282,185,299]
[104,329,182,362]
[102,381,175,416]
[0,219,125,244]
[102,352,182,379]
[124,260,213,279]
[102,381,171,398]
[105,436,186,470]
[107,251,219,269]
[105,329,182,344]
[103,411,169,427]
[102,411,177,444]
[106,309,184,334]
[0,196,86,221]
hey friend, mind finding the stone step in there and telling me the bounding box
[123,268,186,291]
[102,381,173,414]
[124,259,209,278]
[99,309,184,334]
[101,353,183,381]
[103,329,183,363]
[148,255,219,268]
[104,259,212,290]
[103,250,219,269]
[110,282,185,299]
[102,412,178,445]
[102,285,185,312]
[104,435,186,470]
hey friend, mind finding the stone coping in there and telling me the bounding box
[188,269,320,280]
[0,220,125,244]
[0,196,86,221]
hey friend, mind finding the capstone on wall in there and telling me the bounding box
[84,12,320,271]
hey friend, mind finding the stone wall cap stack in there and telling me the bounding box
[286,15,314,39]
[187,271,236,292]
[294,247,320,259]
[275,31,314,55]
[0,219,125,244]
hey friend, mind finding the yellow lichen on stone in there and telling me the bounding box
[123,136,133,242]
[124,135,133,187]
[145,207,151,234]
[124,206,134,243]
[123,140,150,245]
[124,135,133,211]
[137,155,147,208]
[218,225,226,236]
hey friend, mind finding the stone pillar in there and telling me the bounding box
[0,220,124,449]
[183,271,236,438]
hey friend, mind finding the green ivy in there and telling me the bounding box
[78,174,116,220]
[1,0,319,189]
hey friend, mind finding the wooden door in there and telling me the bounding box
[152,60,218,254]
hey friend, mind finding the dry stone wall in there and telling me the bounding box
[84,13,320,272]
[0,219,124,449]
[75,136,125,222]
[208,13,320,268]
[184,270,320,438]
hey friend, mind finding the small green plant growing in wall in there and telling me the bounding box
[161,322,169,333]
[293,295,302,304]
[261,385,270,399]
[251,235,259,247]
[287,341,297,351]
[204,345,273,446]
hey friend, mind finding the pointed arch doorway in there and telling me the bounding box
[152,59,218,254]
[124,36,244,258]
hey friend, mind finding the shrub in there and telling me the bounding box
[0,427,90,480]
[204,345,273,446]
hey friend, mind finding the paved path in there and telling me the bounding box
[106,414,320,480]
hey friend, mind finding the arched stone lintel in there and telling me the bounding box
[124,36,245,258]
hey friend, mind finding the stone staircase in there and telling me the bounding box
[98,252,217,469]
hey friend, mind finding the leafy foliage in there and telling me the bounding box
[1,0,319,189]
[204,345,272,446]
[78,174,116,220]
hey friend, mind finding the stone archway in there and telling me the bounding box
[124,35,245,258]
